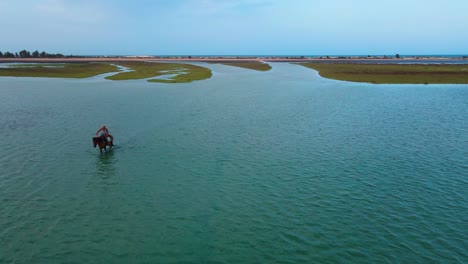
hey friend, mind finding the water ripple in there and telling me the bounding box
[1,64,467,263]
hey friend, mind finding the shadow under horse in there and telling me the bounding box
[93,135,114,154]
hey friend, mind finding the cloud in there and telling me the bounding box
[172,0,274,16]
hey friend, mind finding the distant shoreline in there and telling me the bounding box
[0,56,467,64]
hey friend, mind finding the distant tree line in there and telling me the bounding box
[0,50,73,58]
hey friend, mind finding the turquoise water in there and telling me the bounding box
[0,63,467,263]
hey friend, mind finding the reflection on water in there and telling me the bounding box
[95,149,116,178]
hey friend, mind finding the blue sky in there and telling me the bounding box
[1,0,467,55]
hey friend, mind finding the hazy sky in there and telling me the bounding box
[1,0,467,55]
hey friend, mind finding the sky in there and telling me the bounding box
[1,0,467,55]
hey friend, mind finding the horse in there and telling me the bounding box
[93,135,114,154]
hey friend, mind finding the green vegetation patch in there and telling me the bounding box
[8,63,66,68]
[107,62,212,83]
[149,64,212,83]
[298,63,468,84]
[218,61,272,71]
[0,63,119,78]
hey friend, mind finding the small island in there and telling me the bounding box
[298,63,468,84]
[0,51,214,83]
[105,62,212,83]
[214,61,272,71]
[0,63,119,78]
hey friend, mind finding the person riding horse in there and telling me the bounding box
[96,125,114,147]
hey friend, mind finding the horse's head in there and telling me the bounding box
[92,137,99,148]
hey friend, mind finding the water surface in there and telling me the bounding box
[0,63,467,263]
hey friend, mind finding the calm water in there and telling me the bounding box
[0,63,467,263]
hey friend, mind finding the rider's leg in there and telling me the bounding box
[101,135,108,145]
[108,135,114,146]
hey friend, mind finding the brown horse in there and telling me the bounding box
[93,135,114,154]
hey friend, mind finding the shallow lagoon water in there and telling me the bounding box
[0,63,467,263]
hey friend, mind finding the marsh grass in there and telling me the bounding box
[298,63,468,84]
[0,63,119,78]
[8,63,66,68]
[217,61,272,71]
[149,64,212,83]
[106,62,212,83]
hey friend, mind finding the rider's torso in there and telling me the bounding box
[100,128,109,136]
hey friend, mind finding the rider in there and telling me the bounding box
[96,125,114,146]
